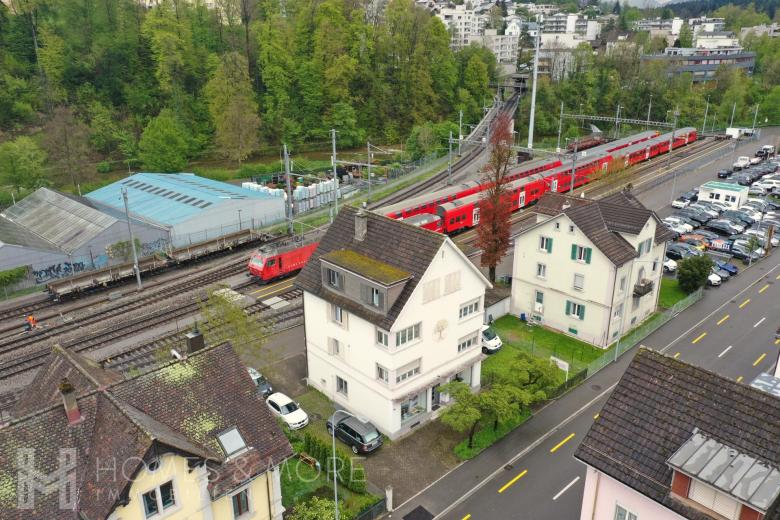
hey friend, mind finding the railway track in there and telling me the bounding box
[369,94,520,210]
[0,287,304,383]
[0,258,248,357]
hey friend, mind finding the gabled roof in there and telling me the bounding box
[0,217,61,251]
[1,188,117,253]
[0,342,292,519]
[575,349,780,520]
[296,206,447,330]
[602,191,677,244]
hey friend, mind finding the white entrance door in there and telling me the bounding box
[473,207,481,224]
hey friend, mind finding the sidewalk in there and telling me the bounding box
[388,252,780,519]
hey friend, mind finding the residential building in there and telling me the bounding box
[695,31,741,49]
[0,340,292,519]
[509,191,674,348]
[741,23,780,39]
[517,3,560,16]
[641,46,756,82]
[689,16,727,36]
[698,181,749,210]
[541,13,600,40]
[576,348,780,520]
[297,206,491,439]
[634,17,684,36]
[475,29,520,63]
[435,3,489,49]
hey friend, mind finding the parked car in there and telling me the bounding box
[711,266,731,282]
[748,186,768,197]
[247,367,273,397]
[717,168,732,179]
[327,414,383,454]
[689,229,720,241]
[720,210,754,226]
[730,244,764,261]
[266,392,309,430]
[663,258,678,272]
[689,204,720,218]
[734,156,751,170]
[666,244,701,260]
[676,209,711,225]
[679,237,707,251]
[481,325,503,354]
[664,217,694,233]
[672,197,691,209]
[743,228,779,247]
[706,220,743,236]
[707,272,722,286]
[715,260,739,276]
[756,144,775,157]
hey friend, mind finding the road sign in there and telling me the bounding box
[550,356,570,381]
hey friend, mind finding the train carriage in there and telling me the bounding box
[402,212,444,233]
[248,240,319,282]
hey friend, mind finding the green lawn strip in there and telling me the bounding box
[490,315,606,373]
[1,284,45,301]
[607,312,665,352]
[453,410,532,460]
[659,277,687,308]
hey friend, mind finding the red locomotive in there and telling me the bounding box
[248,240,319,282]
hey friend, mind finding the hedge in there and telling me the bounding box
[303,433,366,494]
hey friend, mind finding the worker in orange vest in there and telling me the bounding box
[24,314,37,331]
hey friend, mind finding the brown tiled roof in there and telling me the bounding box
[296,205,446,329]
[531,192,672,265]
[0,342,292,519]
[575,349,780,520]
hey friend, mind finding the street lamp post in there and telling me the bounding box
[237,209,242,230]
[567,138,579,194]
[328,409,355,520]
[646,94,653,130]
[668,109,680,204]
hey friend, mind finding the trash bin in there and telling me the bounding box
[520,313,527,322]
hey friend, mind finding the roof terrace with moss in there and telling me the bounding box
[321,249,411,286]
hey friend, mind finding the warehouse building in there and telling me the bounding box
[87,173,286,246]
[0,188,168,283]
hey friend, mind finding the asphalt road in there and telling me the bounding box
[390,129,780,520]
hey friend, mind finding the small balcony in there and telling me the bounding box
[634,279,655,297]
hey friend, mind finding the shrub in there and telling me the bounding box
[302,433,366,493]
[96,161,111,174]
[677,255,714,293]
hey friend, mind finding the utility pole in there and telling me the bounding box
[729,101,736,128]
[458,110,463,156]
[613,104,621,139]
[527,16,541,150]
[751,104,759,135]
[569,139,579,194]
[668,108,680,204]
[702,97,709,135]
[646,94,653,130]
[447,131,453,185]
[367,141,372,203]
[331,128,339,216]
[283,144,293,235]
[121,187,143,291]
[556,101,564,153]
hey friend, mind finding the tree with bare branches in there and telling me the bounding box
[476,112,514,283]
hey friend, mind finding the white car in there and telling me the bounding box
[266,392,309,430]
[663,218,694,233]
[707,272,722,286]
[663,258,678,272]
[738,207,763,220]
[750,157,763,165]
[734,156,751,170]
[671,198,690,209]
[481,325,503,354]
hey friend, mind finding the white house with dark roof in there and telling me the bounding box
[576,349,780,520]
[296,206,491,439]
[509,191,675,348]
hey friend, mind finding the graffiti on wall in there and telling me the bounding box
[141,237,170,257]
[33,262,87,283]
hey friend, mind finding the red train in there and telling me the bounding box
[390,128,697,235]
[248,241,319,282]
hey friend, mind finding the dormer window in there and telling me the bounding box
[326,268,343,290]
[217,427,248,458]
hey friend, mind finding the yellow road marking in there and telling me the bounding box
[550,433,576,454]
[777,274,780,280]
[737,376,744,383]
[717,314,730,326]
[593,413,599,420]
[462,515,472,520]
[498,469,528,494]
[759,284,769,294]
[739,298,751,309]
[252,282,293,297]
[673,352,681,359]
[692,332,707,344]
[754,353,767,367]
[775,339,780,345]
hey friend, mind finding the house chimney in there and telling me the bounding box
[185,322,205,353]
[59,378,82,425]
[355,209,368,242]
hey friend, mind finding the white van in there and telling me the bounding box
[733,156,751,170]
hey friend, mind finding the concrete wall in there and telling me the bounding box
[580,466,688,520]
[305,240,488,438]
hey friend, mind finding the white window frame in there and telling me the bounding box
[327,268,343,289]
[331,305,345,325]
[457,332,480,353]
[395,323,421,347]
[140,480,178,518]
[376,364,389,383]
[536,262,547,279]
[328,337,341,356]
[370,287,381,307]
[613,503,638,520]
[539,235,552,252]
[396,360,422,383]
[619,276,626,292]
[535,290,544,304]
[575,245,587,261]
[569,224,575,233]
[459,299,481,320]
[336,375,348,396]
[568,302,585,320]
[376,329,388,348]
[573,273,584,291]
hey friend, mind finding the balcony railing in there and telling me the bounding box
[634,279,655,297]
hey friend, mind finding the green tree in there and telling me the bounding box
[481,384,520,431]
[138,109,191,172]
[439,380,483,449]
[198,286,271,356]
[677,255,714,293]
[288,497,344,520]
[0,136,46,190]
[678,23,693,48]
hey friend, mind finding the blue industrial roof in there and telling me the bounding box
[86,173,277,226]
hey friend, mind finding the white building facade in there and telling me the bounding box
[299,207,491,439]
[510,192,673,348]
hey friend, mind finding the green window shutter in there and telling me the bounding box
[546,237,553,253]
[578,305,585,320]
[585,248,592,264]
[565,301,572,315]
[570,244,577,260]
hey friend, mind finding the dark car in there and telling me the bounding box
[721,210,754,226]
[735,175,753,186]
[690,229,720,241]
[666,244,701,260]
[247,367,274,398]
[712,266,731,281]
[717,169,732,179]
[715,260,739,276]
[681,190,699,202]
[706,220,742,236]
[677,209,712,224]
[327,414,383,454]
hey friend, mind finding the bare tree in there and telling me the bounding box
[41,107,91,190]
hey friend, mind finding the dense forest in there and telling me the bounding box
[0,0,496,197]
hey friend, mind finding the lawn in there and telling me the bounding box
[659,277,688,309]
[490,315,607,373]
[453,410,532,460]
[296,388,336,441]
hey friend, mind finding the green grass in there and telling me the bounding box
[659,277,687,309]
[490,315,607,373]
[0,284,45,301]
[453,410,532,460]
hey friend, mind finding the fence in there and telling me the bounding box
[355,498,387,520]
[585,287,703,377]
[548,368,588,399]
